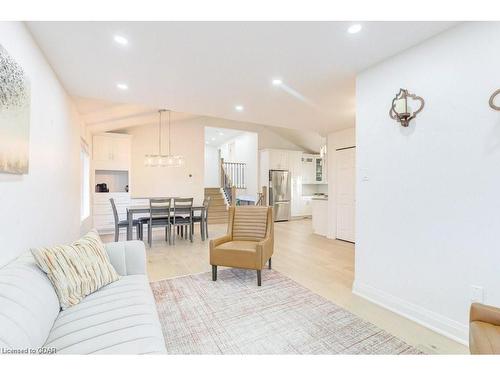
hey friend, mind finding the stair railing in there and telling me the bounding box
[256,186,268,206]
[220,158,246,206]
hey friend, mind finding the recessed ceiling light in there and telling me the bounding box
[347,24,362,34]
[114,35,128,46]
[116,83,128,90]
[235,105,244,112]
[205,141,209,145]
[211,137,216,141]
[272,78,283,86]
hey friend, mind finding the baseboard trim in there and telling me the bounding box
[352,280,469,346]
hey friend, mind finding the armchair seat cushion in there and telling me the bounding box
[211,241,260,270]
[470,321,500,354]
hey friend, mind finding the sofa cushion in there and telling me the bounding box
[0,253,60,350]
[232,206,269,241]
[43,275,166,354]
[31,230,120,310]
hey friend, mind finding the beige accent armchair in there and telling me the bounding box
[210,206,274,286]
[469,303,500,354]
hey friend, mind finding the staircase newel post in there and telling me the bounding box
[220,158,225,188]
[231,186,236,207]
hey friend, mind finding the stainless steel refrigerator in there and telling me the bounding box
[269,170,291,222]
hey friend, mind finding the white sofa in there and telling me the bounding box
[0,241,166,354]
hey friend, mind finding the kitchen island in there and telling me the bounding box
[311,196,328,236]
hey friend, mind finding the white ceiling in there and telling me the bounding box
[27,21,457,134]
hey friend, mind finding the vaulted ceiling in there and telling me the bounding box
[28,21,457,134]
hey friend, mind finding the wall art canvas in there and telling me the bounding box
[0,44,30,174]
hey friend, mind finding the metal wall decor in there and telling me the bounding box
[389,88,425,127]
[489,89,500,111]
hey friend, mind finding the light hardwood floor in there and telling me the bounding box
[102,218,468,354]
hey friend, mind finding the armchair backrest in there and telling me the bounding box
[229,206,273,242]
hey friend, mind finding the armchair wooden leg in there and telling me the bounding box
[212,265,217,281]
[268,257,272,269]
[257,270,262,286]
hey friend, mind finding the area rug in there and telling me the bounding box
[151,269,423,354]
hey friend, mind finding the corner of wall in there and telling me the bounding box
[352,279,469,346]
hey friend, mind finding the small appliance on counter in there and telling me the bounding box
[95,183,109,193]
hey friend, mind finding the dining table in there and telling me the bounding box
[126,204,207,241]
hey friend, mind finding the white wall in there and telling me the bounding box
[0,22,86,266]
[125,118,205,204]
[204,145,220,187]
[125,115,307,204]
[220,132,259,198]
[327,127,356,239]
[202,117,306,151]
[354,22,500,344]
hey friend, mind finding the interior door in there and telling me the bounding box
[336,147,355,242]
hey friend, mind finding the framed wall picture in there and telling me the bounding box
[0,44,30,174]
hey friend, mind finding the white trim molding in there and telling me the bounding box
[352,280,469,346]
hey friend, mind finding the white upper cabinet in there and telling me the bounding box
[302,154,327,184]
[93,133,131,171]
[314,156,327,184]
[268,149,289,170]
[301,154,316,184]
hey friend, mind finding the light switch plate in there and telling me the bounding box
[470,285,484,303]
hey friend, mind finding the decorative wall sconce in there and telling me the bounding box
[389,88,425,127]
[489,89,500,111]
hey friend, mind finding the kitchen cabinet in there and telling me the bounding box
[300,195,313,216]
[301,154,315,184]
[314,156,327,184]
[259,149,290,198]
[93,133,132,171]
[312,198,328,236]
[301,154,327,184]
[268,149,289,170]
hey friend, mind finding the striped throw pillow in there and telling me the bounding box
[31,229,119,310]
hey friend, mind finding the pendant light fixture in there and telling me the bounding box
[144,109,184,167]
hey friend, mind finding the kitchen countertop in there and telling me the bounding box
[311,196,328,201]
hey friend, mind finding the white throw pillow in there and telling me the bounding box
[31,229,120,310]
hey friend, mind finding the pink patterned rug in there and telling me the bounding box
[151,269,423,354]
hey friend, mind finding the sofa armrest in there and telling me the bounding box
[105,240,147,276]
[470,303,500,326]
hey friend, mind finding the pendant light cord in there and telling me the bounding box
[168,110,172,156]
[158,110,162,156]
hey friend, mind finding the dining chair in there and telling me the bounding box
[171,198,194,244]
[110,198,143,242]
[145,198,172,247]
[192,196,210,241]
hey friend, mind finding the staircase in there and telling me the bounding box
[204,187,229,224]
